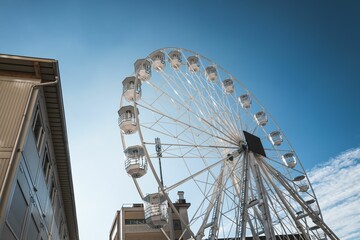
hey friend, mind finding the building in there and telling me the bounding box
[110,192,191,240]
[110,194,303,240]
[0,54,79,239]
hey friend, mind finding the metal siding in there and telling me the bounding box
[0,79,32,148]
[0,79,32,191]
[0,158,10,189]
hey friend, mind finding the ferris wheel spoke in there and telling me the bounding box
[143,134,236,162]
[167,60,242,141]
[136,101,238,146]
[165,157,225,192]
[194,78,241,140]
[161,69,241,143]
[143,142,238,150]
[219,87,243,135]
[196,81,241,140]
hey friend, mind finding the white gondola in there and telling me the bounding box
[306,199,320,215]
[309,226,326,240]
[124,145,147,178]
[309,225,320,231]
[143,193,168,229]
[168,50,182,69]
[254,111,268,126]
[282,152,297,168]
[238,94,251,108]
[222,79,234,93]
[269,130,283,146]
[293,175,309,192]
[122,76,141,102]
[118,105,138,134]
[295,210,306,219]
[205,66,218,82]
[134,59,151,81]
[187,56,200,72]
[150,51,165,71]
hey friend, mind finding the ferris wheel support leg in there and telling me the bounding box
[195,164,226,239]
[249,152,276,240]
[258,156,340,240]
[160,228,171,240]
[208,167,225,240]
[255,157,310,240]
[238,151,251,240]
[227,159,260,240]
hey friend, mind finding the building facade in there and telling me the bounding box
[110,192,191,240]
[0,54,79,239]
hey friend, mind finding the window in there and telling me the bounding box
[6,182,29,238]
[125,219,146,225]
[32,106,45,151]
[26,214,40,239]
[173,220,182,230]
[42,150,51,183]
[49,177,56,205]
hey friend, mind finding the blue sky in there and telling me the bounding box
[1,0,359,239]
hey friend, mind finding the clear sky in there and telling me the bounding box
[1,0,359,239]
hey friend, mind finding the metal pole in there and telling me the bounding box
[155,138,164,187]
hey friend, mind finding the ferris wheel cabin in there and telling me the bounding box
[124,145,147,178]
[134,59,151,81]
[150,51,166,71]
[269,130,283,146]
[222,79,235,93]
[205,66,218,82]
[306,199,320,215]
[239,94,252,108]
[282,152,297,168]
[254,111,268,126]
[118,105,139,135]
[309,226,327,240]
[293,175,309,192]
[143,193,168,229]
[168,50,182,69]
[122,76,141,102]
[187,55,200,72]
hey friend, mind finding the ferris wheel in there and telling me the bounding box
[118,48,339,240]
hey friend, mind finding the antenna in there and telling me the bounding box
[155,137,164,186]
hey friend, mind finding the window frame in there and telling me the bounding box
[32,105,45,152]
[41,148,52,184]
